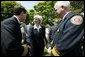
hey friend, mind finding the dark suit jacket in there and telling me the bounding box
[51,12,84,56]
[27,25,46,56]
[1,16,24,56]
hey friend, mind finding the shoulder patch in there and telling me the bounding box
[70,15,83,25]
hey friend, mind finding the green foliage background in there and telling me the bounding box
[1,1,84,26]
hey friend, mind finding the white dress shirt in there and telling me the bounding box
[62,11,71,20]
[13,15,21,24]
[34,25,42,32]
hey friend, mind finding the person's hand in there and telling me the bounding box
[27,45,31,49]
[22,44,28,56]
[47,47,51,54]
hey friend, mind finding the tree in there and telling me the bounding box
[33,1,56,26]
[26,9,36,24]
[2,1,83,26]
[29,1,84,26]
[1,1,22,21]
[70,1,84,14]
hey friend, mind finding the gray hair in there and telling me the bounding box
[34,15,43,23]
[54,1,70,9]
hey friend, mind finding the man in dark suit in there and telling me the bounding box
[1,6,28,56]
[51,1,84,56]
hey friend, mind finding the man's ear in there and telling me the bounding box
[20,11,24,15]
[61,6,64,8]
[61,6,65,11]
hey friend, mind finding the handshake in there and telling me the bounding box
[47,47,60,56]
[22,44,31,56]
[47,47,52,54]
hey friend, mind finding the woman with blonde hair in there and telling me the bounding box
[28,15,47,56]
